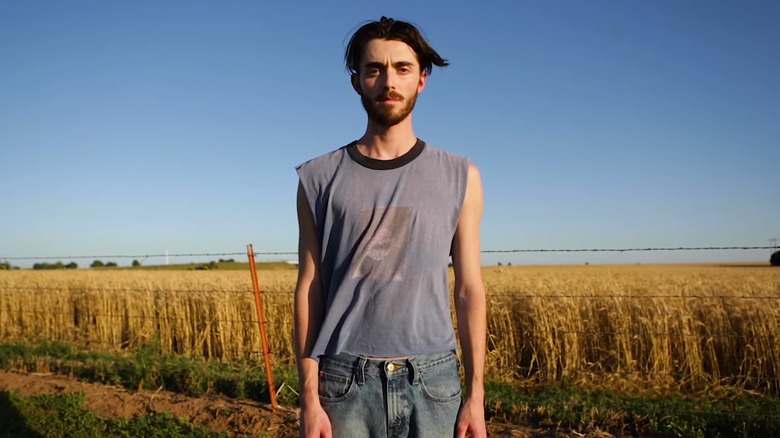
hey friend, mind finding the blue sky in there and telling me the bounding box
[2,0,778,267]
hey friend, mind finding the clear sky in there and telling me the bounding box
[2,0,778,267]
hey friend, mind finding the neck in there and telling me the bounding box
[357,116,417,160]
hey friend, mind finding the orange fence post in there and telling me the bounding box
[246,244,279,410]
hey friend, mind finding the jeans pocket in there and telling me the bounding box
[419,360,462,403]
[318,370,356,402]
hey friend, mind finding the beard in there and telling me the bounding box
[360,90,418,128]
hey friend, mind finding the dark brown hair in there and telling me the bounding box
[345,16,449,75]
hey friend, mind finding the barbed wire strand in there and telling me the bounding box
[0,286,289,295]
[1,245,777,261]
[9,310,261,325]
[487,293,780,300]
[484,246,777,253]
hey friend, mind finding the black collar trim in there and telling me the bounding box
[346,139,426,170]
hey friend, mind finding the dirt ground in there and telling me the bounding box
[0,369,617,437]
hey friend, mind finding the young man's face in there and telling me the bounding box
[352,39,428,128]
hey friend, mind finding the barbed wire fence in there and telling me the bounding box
[1,246,779,424]
[2,244,778,261]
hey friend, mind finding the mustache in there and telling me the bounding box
[375,91,404,101]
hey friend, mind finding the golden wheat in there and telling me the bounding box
[1,264,778,394]
[482,264,780,393]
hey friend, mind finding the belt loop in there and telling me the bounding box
[409,357,421,385]
[355,357,366,386]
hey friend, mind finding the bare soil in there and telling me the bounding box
[0,369,617,437]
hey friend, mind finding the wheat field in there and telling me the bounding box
[1,264,778,394]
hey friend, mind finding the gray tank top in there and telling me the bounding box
[296,139,469,358]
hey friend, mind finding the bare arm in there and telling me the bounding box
[452,163,487,438]
[294,181,331,437]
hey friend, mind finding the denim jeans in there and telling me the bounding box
[318,350,462,438]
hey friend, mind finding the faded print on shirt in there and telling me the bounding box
[350,206,412,282]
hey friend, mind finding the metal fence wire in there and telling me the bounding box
[1,245,777,261]
[1,246,779,425]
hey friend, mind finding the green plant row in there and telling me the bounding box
[484,380,780,437]
[0,390,250,438]
[0,341,299,407]
[1,342,779,437]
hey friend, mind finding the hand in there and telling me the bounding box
[455,397,487,438]
[299,402,332,438]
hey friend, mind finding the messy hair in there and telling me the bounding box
[345,16,449,75]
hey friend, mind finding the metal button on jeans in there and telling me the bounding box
[386,362,403,372]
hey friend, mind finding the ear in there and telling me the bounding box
[417,71,428,93]
[351,74,363,95]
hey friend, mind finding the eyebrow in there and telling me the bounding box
[362,60,416,70]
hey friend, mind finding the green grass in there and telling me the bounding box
[0,341,299,407]
[0,390,248,438]
[484,380,780,437]
[1,341,779,437]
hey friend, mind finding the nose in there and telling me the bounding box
[381,69,399,91]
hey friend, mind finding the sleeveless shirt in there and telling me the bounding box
[295,139,469,358]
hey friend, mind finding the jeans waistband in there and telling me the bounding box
[319,350,457,386]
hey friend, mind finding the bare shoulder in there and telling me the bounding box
[467,161,481,183]
[464,161,483,209]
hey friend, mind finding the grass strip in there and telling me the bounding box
[0,390,245,438]
[485,380,780,437]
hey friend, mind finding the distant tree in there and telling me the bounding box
[497,262,502,267]
[66,262,78,269]
[507,262,512,266]
[132,260,141,267]
[771,251,780,267]
[0,261,12,270]
[91,260,104,268]
[32,261,69,270]
[105,261,118,268]
[194,262,218,270]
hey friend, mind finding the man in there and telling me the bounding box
[294,16,486,438]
